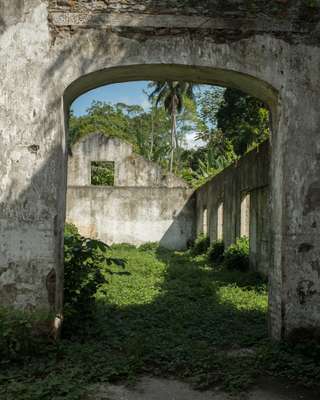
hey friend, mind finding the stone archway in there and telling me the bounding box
[62,62,280,333]
[1,1,320,341]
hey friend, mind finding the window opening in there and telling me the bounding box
[217,203,224,240]
[240,193,250,237]
[91,161,115,186]
[203,208,208,235]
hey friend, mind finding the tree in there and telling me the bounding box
[68,100,176,169]
[149,81,196,172]
[215,88,270,156]
[179,130,237,188]
[181,86,270,187]
[68,85,270,188]
[68,101,138,150]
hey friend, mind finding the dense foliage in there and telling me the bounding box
[1,243,320,399]
[63,223,125,326]
[207,240,225,265]
[149,81,196,171]
[216,88,270,156]
[0,308,52,362]
[69,100,194,172]
[224,236,250,272]
[191,233,210,255]
[91,161,115,186]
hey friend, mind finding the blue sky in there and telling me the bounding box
[70,81,219,148]
[71,81,151,116]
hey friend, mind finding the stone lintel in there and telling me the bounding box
[50,12,308,33]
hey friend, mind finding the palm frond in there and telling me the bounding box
[164,94,173,114]
[155,87,169,108]
[148,82,167,100]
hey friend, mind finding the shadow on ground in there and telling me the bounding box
[2,246,320,399]
[68,246,269,391]
[60,246,319,397]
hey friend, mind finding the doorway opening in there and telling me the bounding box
[61,67,275,392]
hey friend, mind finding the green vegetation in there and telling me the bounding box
[69,85,270,188]
[304,0,319,8]
[2,240,319,399]
[206,237,249,271]
[91,161,115,186]
[207,240,225,265]
[224,236,250,272]
[214,88,270,157]
[0,308,53,362]
[149,81,196,171]
[191,233,210,255]
[63,224,126,332]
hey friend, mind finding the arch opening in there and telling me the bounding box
[60,64,278,349]
[63,64,278,122]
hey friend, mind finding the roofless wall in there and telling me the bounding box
[66,134,195,249]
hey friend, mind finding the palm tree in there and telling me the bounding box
[149,81,195,172]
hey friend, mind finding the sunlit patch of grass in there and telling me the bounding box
[97,246,166,306]
[2,244,320,399]
[217,285,268,311]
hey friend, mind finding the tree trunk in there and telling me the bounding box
[169,96,178,173]
[170,112,175,172]
[149,107,154,161]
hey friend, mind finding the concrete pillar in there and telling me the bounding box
[249,187,270,276]
[268,82,320,338]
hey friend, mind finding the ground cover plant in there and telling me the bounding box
[1,241,320,399]
[63,223,126,329]
[207,239,225,265]
[223,236,250,271]
[191,233,210,255]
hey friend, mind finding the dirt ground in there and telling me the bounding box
[88,376,319,400]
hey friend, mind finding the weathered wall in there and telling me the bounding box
[67,133,194,249]
[67,186,195,249]
[196,141,270,276]
[1,0,320,339]
[68,133,188,188]
[250,186,270,276]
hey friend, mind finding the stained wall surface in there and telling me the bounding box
[66,134,195,249]
[196,141,270,276]
[68,133,188,188]
[67,186,195,249]
[2,0,320,339]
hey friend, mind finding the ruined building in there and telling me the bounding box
[66,133,195,249]
[1,1,320,339]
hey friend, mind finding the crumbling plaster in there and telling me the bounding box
[68,133,188,188]
[66,134,194,249]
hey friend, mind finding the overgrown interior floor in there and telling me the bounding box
[3,245,320,399]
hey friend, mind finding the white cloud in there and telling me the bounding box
[141,98,151,110]
[184,132,205,150]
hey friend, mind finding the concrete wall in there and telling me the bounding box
[68,133,188,188]
[67,133,194,249]
[67,187,195,249]
[196,141,270,276]
[2,0,320,339]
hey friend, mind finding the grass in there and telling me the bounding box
[1,244,320,399]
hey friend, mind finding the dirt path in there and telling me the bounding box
[88,376,319,400]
